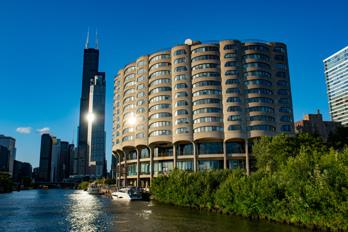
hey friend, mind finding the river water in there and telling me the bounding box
[0,189,311,232]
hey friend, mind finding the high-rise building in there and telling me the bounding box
[38,134,53,181]
[112,39,295,187]
[324,46,348,125]
[77,29,105,177]
[13,160,32,183]
[0,145,10,172]
[87,74,106,177]
[0,135,16,176]
[50,137,60,182]
[59,141,70,180]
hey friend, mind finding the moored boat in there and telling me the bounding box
[111,188,142,200]
[87,183,100,194]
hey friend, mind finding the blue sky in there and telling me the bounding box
[0,0,347,169]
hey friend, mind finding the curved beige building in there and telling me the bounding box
[112,39,294,187]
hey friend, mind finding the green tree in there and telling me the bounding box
[0,172,14,193]
[22,176,32,187]
[105,178,116,185]
[78,181,89,190]
[327,125,348,148]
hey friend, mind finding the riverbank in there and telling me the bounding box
[150,134,348,231]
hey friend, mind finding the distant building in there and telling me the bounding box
[38,134,53,181]
[77,30,106,177]
[294,110,341,142]
[13,160,32,183]
[111,154,117,179]
[68,144,75,176]
[50,137,60,182]
[32,167,39,182]
[324,46,348,125]
[0,135,16,176]
[0,145,10,172]
[59,141,70,181]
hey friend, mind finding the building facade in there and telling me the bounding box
[13,160,32,183]
[38,134,53,181]
[324,46,348,125]
[77,33,106,177]
[0,145,10,172]
[0,135,16,176]
[112,39,294,187]
[87,74,106,177]
[294,110,341,142]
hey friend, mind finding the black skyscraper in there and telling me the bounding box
[38,134,53,181]
[77,31,105,176]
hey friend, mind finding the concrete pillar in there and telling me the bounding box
[149,146,154,186]
[223,140,227,169]
[245,139,250,176]
[193,142,197,172]
[173,143,177,169]
[136,147,140,188]
[124,150,128,186]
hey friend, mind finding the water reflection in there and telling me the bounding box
[0,189,312,232]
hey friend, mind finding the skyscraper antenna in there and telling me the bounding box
[85,27,90,49]
[96,27,98,50]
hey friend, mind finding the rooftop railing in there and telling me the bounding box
[149,47,172,56]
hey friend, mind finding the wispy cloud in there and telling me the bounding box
[16,127,32,134]
[36,127,51,134]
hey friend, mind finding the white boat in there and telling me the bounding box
[87,183,100,194]
[111,188,142,200]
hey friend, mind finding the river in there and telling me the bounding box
[0,189,312,232]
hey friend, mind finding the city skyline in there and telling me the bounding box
[0,0,347,168]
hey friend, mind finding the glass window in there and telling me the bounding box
[153,160,173,175]
[275,63,288,69]
[280,116,292,122]
[274,55,286,61]
[175,128,189,134]
[243,62,270,69]
[192,55,219,62]
[174,83,188,89]
[246,106,274,113]
[149,95,171,103]
[277,89,290,95]
[123,104,135,111]
[192,46,219,54]
[242,54,269,60]
[244,79,272,86]
[124,89,135,96]
[281,125,292,131]
[277,81,289,86]
[225,79,240,85]
[241,45,269,52]
[193,81,221,88]
[140,148,150,159]
[175,100,188,107]
[193,98,221,105]
[136,133,145,139]
[149,104,171,111]
[192,72,220,79]
[149,121,172,128]
[124,66,136,74]
[193,89,222,97]
[123,127,135,134]
[276,72,289,78]
[136,99,145,106]
[149,130,172,137]
[193,108,222,114]
[193,117,222,123]
[243,71,271,77]
[175,118,189,124]
[124,81,136,88]
[225,70,240,76]
[227,106,242,112]
[175,92,188,98]
[224,53,238,58]
[136,91,145,98]
[225,62,239,67]
[278,98,290,104]
[149,87,172,95]
[227,115,243,121]
[223,44,238,50]
[140,162,150,174]
[174,66,188,72]
[247,115,275,122]
[123,111,135,118]
[279,107,292,113]
[247,125,276,131]
[226,97,242,102]
[174,49,187,56]
[228,125,243,131]
[174,74,187,81]
[137,83,145,90]
[227,160,246,169]
[124,73,136,82]
[149,112,172,120]
[137,68,145,75]
[137,76,145,82]
[273,47,286,53]
[149,70,171,79]
[194,126,223,133]
[122,135,135,142]
[192,63,220,71]
[149,62,171,71]
[226,88,241,93]
[245,97,273,104]
[136,108,145,114]
[149,54,171,63]
[196,142,223,155]
[175,109,189,115]
[177,160,194,171]
[244,88,272,95]
[137,60,145,67]
[149,78,171,87]
[136,124,145,130]
[174,58,187,64]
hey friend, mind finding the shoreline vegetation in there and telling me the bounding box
[150,133,348,231]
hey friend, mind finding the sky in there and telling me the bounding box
[0,0,347,169]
